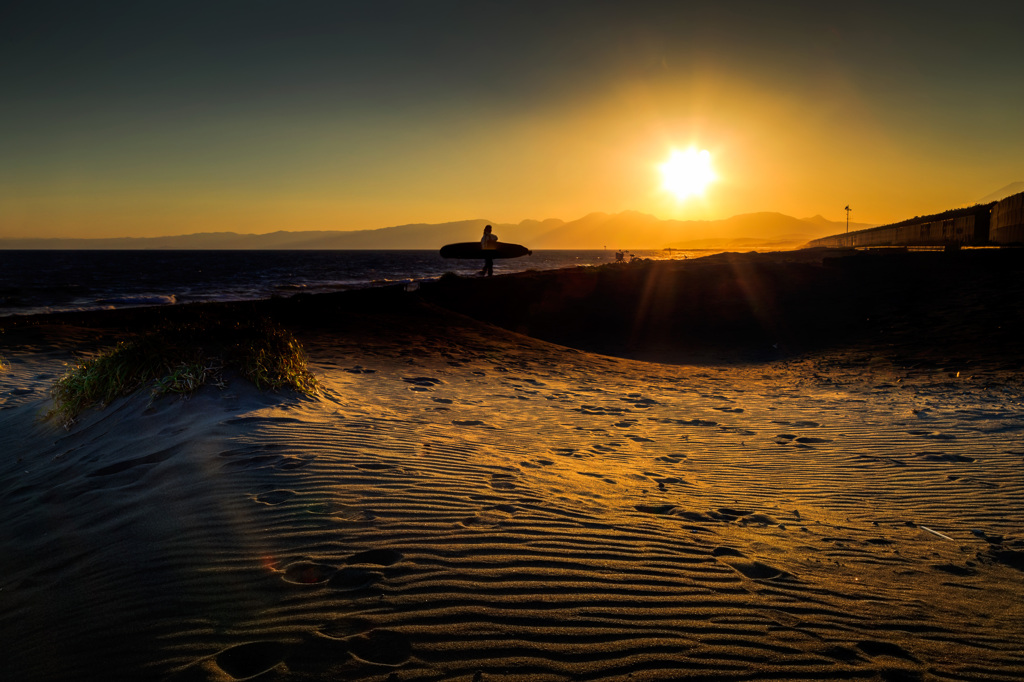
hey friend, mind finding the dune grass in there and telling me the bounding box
[48,315,319,427]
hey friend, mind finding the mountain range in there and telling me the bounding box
[977,182,1024,205]
[0,212,875,251]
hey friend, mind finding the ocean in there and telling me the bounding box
[0,249,710,318]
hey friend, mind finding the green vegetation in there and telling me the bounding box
[48,315,319,427]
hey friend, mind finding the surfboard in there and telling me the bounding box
[439,242,532,259]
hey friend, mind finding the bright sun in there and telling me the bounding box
[660,148,715,200]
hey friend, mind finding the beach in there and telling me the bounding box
[2,248,1023,681]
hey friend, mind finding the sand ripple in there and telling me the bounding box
[2,321,1023,681]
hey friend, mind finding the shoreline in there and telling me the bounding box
[0,248,716,321]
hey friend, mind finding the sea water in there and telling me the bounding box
[0,249,713,318]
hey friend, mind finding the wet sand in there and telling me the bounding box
[1,248,1023,681]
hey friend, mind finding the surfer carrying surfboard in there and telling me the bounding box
[438,231,530,264]
[480,225,498,277]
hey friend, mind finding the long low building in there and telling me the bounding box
[807,191,1024,249]
[991,191,1024,244]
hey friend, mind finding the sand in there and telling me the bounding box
[1,249,1023,681]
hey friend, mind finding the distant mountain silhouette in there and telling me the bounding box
[512,211,866,250]
[978,182,1024,204]
[0,212,868,250]
[0,219,552,251]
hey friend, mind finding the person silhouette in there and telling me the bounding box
[480,224,498,276]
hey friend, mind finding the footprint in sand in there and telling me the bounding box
[683,418,718,427]
[634,503,677,515]
[772,419,821,428]
[919,452,975,463]
[621,395,659,408]
[855,639,919,662]
[255,489,296,505]
[711,546,745,557]
[354,462,395,470]
[712,547,794,581]
[328,566,384,593]
[653,476,685,490]
[709,507,751,521]
[579,471,617,484]
[403,376,443,391]
[490,473,516,490]
[215,641,292,679]
[633,505,711,521]
[347,630,413,666]
[282,562,338,584]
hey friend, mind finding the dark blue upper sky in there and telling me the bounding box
[3,0,1022,237]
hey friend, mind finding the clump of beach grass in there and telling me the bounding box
[48,315,319,428]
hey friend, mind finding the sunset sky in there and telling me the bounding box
[2,0,1022,239]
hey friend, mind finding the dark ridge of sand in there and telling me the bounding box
[418,247,1024,366]
[7,247,1021,368]
[1,248,1023,681]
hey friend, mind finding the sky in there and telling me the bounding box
[2,0,1023,239]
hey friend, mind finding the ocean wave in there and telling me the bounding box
[0,249,698,318]
[93,294,178,307]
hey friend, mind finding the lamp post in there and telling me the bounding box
[844,205,851,233]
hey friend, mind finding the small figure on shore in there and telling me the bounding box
[480,224,498,277]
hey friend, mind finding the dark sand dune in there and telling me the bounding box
[2,249,1023,681]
